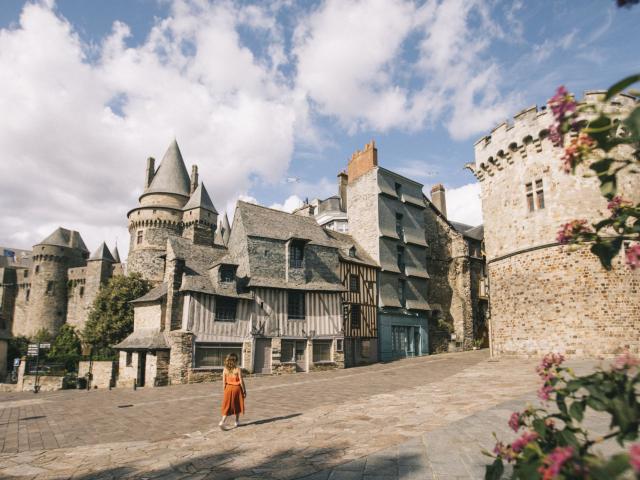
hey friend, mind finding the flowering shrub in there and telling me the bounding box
[549,75,640,270]
[485,352,640,479]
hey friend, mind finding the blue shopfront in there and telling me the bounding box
[378,312,429,362]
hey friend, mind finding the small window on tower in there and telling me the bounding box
[79,286,85,298]
[137,231,143,245]
[35,265,40,274]
[525,183,534,212]
[46,281,54,295]
[535,179,545,210]
[25,289,30,302]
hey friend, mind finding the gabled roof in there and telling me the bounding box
[38,227,89,252]
[236,201,339,248]
[450,221,484,241]
[183,182,218,214]
[89,242,116,262]
[112,245,121,263]
[113,330,169,350]
[130,284,167,304]
[144,139,191,197]
[323,230,379,268]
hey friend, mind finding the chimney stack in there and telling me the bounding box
[145,157,156,189]
[347,140,378,184]
[431,184,447,218]
[190,165,199,194]
[337,171,348,211]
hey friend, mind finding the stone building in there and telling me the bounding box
[0,233,123,378]
[468,91,640,357]
[115,141,368,386]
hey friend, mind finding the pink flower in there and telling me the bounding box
[629,444,640,473]
[561,133,595,173]
[511,431,539,453]
[493,441,515,462]
[548,86,578,148]
[508,412,521,432]
[607,196,631,215]
[538,384,554,401]
[556,220,592,245]
[626,244,640,270]
[538,446,574,480]
[613,350,640,371]
[538,353,566,371]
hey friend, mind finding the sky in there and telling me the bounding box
[0,0,638,259]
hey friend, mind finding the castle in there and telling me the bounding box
[468,90,640,357]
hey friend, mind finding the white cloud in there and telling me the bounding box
[443,183,483,226]
[395,160,438,182]
[269,194,304,213]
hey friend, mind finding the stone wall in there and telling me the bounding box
[489,244,640,357]
[18,374,64,392]
[78,360,114,389]
[168,331,194,384]
[116,350,138,388]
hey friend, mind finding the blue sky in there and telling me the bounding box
[0,0,638,256]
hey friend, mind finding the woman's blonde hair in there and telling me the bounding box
[224,353,238,373]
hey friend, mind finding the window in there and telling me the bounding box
[397,246,405,272]
[23,271,28,278]
[194,343,242,368]
[349,246,356,258]
[349,274,359,292]
[395,182,402,198]
[287,291,305,320]
[536,179,545,210]
[313,340,332,362]
[46,281,54,295]
[281,340,306,363]
[336,339,343,352]
[137,230,143,245]
[220,266,235,283]
[25,289,30,303]
[215,297,237,322]
[396,213,404,238]
[126,352,132,367]
[35,265,39,274]
[350,304,361,329]
[398,279,407,308]
[79,286,84,298]
[525,183,534,212]
[289,240,304,268]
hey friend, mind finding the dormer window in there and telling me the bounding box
[289,240,305,269]
[220,265,235,283]
[349,246,356,258]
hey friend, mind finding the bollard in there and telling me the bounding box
[133,379,137,390]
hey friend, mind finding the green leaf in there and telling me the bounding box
[588,453,631,479]
[587,395,608,411]
[589,158,614,175]
[623,106,640,138]
[605,74,640,101]
[591,237,623,270]
[569,401,585,422]
[485,458,504,480]
[558,428,580,448]
[598,174,617,198]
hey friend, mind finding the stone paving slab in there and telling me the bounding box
[0,352,611,480]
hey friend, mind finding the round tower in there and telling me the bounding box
[19,228,89,338]
[127,140,192,283]
[470,91,640,357]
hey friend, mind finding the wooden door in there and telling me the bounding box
[294,341,306,372]
[137,351,146,387]
[254,338,272,374]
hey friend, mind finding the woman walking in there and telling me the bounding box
[219,353,246,429]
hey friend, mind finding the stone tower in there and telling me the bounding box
[468,91,640,357]
[127,140,194,283]
[18,228,88,337]
[182,182,218,245]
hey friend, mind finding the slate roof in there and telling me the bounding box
[113,330,169,350]
[112,245,121,263]
[183,182,218,214]
[38,227,89,252]
[247,277,347,292]
[89,242,115,262]
[166,237,228,275]
[144,140,191,197]
[450,221,484,241]
[236,201,339,248]
[130,284,167,304]
[180,274,254,299]
[323,230,379,268]
[221,213,231,246]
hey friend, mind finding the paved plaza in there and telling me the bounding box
[0,351,611,479]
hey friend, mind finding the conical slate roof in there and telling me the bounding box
[221,213,231,245]
[38,227,89,252]
[144,139,191,197]
[89,242,115,262]
[112,245,121,263]
[183,183,218,213]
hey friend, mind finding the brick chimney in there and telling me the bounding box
[337,171,348,211]
[431,184,447,218]
[145,157,155,189]
[347,140,378,184]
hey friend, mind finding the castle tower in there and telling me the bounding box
[182,182,218,245]
[16,228,88,338]
[127,140,192,283]
[468,91,640,357]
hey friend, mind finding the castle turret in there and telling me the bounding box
[17,227,88,338]
[469,91,640,357]
[127,139,192,283]
[182,182,218,245]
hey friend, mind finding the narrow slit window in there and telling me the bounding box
[525,183,534,212]
[535,179,545,210]
[137,230,143,245]
[395,213,404,238]
[397,246,405,272]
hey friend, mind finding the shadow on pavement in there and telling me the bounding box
[241,413,302,426]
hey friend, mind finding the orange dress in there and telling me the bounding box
[221,370,245,416]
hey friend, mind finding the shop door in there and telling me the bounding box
[254,338,272,374]
[295,341,306,372]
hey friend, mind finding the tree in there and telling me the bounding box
[7,335,29,362]
[47,324,81,371]
[83,273,152,353]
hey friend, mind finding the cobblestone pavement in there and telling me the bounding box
[0,351,609,479]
